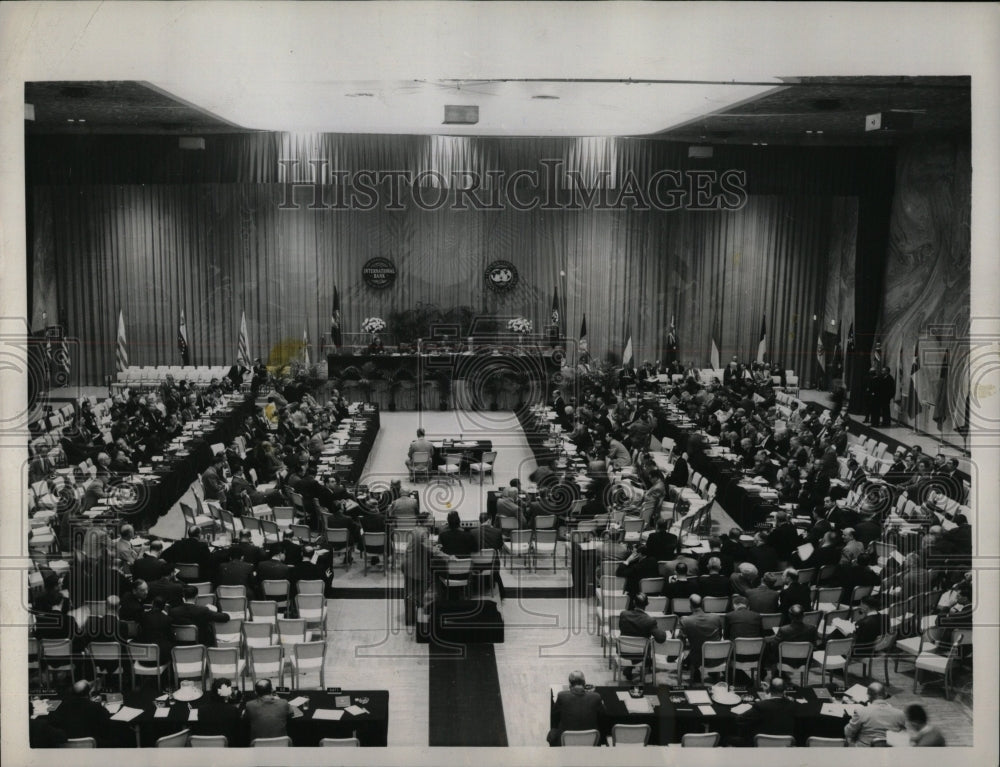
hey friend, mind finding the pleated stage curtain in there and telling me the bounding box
[29,134,869,384]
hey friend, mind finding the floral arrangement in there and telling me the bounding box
[361,317,386,334]
[507,317,533,335]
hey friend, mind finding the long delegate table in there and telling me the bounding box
[317,405,380,486]
[32,688,389,747]
[550,684,852,746]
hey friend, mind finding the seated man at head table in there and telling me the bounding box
[844,682,906,747]
[736,677,797,739]
[244,679,303,743]
[405,427,435,471]
[546,670,606,747]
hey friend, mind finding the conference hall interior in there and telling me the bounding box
[16,16,980,754]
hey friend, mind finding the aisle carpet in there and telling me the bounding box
[428,642,508,746]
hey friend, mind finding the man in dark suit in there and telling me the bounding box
[230,529,266,566]
[470,513,504,552]
[679,595,725,682]
[838,553,881,606]
[744,576,781,615]
[644,519,678,563]
[201,453,230,506]
[215,548,257,598]
[437,510,478,557]
[766,513,800,564]
[547,670,606,746]
[289,545,331,595]
[666,450,689,489]
[119,579,150,623]
[256,549,292,592]
[663,562,696,605]
[746,532,781,576]
[274,530,304,567]
[79,595,127,646]
[696,557,732,598]
[730,562,760,597]
[161,527,212,574]
[617,592,667,679]
[131,541,173,584]
[738,677,796,739]
[169,585,231,645]
[48,680,118,747]
[764,604,818,675]
[137,596,175,664]
[777,569,812,618]
[725,595,763,639]
[147,573,185,607]
[615,544,662,599]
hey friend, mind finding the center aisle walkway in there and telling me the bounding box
[361,409,538,521]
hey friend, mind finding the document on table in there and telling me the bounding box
[684,689,712,705]
[344,704,368,716]
[624,698,653,714]
[844,683,869,701]
[796,542,815,562]
[111,705,145,722]
[820,702,846,718]
[885,729,912,747]
[831,618,856,635]
[311,708,344,721]
[152,707,171,719]
[731,703,752,715]
[288,696,309,708]
[697,705,716,716]
[188,708,199,722]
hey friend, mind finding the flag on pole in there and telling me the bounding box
[622,321,633,367]
[933,348,950,428]
[56,335,71,381]
[665,315,678,365]
[550,284,560,327]
[330,286,343,349]
[756,314,767,364]
[236,311,251,371]
[178,309,190,366]
[871,338,883,370]
[816,331,825,371]
[578,314,588,355]
[832,323,844,379]
[302,325,311,367]
[115,310,128,373]
[907,339,922,420]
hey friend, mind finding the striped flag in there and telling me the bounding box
[56,335,71,381]
[622,321,633,367]
[907,339,922,420]
[710,316,720,371]
[236,311,251,371]
[330,286,343,349]
[550,284,560,327]
[115,310,128,373]
[178,309,190,366]
[302,325,311,367]
[578,314,588,355]
[756,314,767,363]
[895,343,904,404]
[816,331,825,371]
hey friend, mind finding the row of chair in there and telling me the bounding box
[64,732,359,748]
[559,729,833,747]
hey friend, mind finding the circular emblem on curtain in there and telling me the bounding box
[362,257,398,289]
[484,260,519,293]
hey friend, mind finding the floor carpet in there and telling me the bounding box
[428,641,508,746]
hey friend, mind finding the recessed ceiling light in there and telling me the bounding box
[78,118,86,123]
[805,130,813,134]
[66,118,75,123]
[816,130,824,134]
[345,92,374,98]
[531,94,560,100]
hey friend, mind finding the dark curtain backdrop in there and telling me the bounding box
[29,134,882,385]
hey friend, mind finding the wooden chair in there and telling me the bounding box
[261,579,290,612]
[295,593,327,640]
[40,638,74,686]
[320,737,360,746]
[914,631,966,699]
[651,637,686,686]
[809,637,853,686]
[363,531,387,575]
[63,737,97,747]
[533,529,558,572]
[730,637,764,686]
[612,635,651,683]
[469,451,496,485]
[247,645,284,688]
[699,640,732,681]
[807,736,846,747]
[437,454,463,484]
[777,641,813,686]
[207,646,245,690]
[171,644,207,689]
[86,642,125,691]
[218,596,248,620]
[408,451,432,483]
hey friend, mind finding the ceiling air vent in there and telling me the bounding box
[443,105,479,125]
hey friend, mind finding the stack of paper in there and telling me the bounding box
[288,696,309,707]
[697,704,716,716]
[312,709,345,721]
[820,702,845,718]
[831,618,856,635]
[684,689,712,705]
[110,705,144,722]
[624,697,652,714]
[730,703,752,715]
[344,704,368,716]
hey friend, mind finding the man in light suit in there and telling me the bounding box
[844,682,906,746]
[201,453,230,506]
[405,427,435,471]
